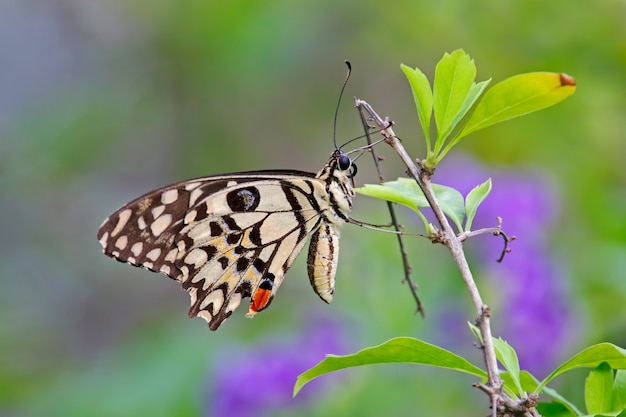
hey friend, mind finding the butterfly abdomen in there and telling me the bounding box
[307,223,340,303]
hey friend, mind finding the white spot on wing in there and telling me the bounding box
[188,287,197,306]
[200,289,225,312]
[152,205,165,219]
[180,265,189,278]
[146,248,162,261]
[197,310,213,321]
[189,188,203,206]
[138,216,147,230]
[259,212,298,242]
[160,265,171,275]
[227,212,265,229]
[226,292,242,313]
[187,222,214,242]
[161,189,179,205]
[184,209,197,224]
[115,235,128,250]
[131,242,143,257]
[111,209,132,237]
[184,248,208,268]
[99,231,109,248]
[165,248,178,262]
[151,214,172,237]
[185,182,202,191]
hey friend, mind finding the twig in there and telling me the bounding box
[356,103,426,317]
[457,217,516,262]
[354,98,537,416]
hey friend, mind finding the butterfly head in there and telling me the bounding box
[333,149,358,179]
[314,148,356,220]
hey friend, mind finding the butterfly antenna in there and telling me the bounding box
[333,60,352,149]
[338,118,393,150]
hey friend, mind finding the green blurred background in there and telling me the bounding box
[1,0,625,416]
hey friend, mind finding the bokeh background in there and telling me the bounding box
[1,0,625,416]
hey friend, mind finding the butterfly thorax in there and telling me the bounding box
[314,149,355,226]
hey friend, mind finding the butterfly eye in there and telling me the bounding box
[338,153,352,171]
[347,163,358,178]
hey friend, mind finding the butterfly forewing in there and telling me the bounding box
[97,155,354,330]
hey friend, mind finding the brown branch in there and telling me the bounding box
[356,101,425,317]
[354,98,536,416]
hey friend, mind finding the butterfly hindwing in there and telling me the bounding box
[173,176,329,329]
[97,157,354,330]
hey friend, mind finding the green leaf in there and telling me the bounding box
[354,180,431,230]
[401,63,433,149]
[464,178,492,231]
[503,371,584,415]
[505,363,583,414]
[459,72,576,139]
[433,49,477,143]
[355,178,465,232]
[451,79,491,132]
[502,372,560,407]
[495,370,583,415]
[355,180,427,212]
[586,362,614,414]
[536,402,578,417]
[578,412,626,417]
[536,343,626,394]
[493,337,524,397]
[611,371,626,412]
[431,183,465,232]
[499,372,521,398]
[517,370,540,392]
[541,382,585,416]
[434,79,491,162]
[294,337,487,396]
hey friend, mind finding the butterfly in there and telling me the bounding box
[97,149,357,330]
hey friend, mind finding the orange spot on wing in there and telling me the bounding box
[247,287,272,317]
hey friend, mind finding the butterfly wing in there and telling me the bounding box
[97,171,332,330]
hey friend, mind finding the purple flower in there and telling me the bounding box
[205,315,349,417]
[435,155,577,377]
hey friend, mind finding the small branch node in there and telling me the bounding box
[482,305,492,319]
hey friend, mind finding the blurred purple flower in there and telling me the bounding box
[435,155,577,377]
[205,315,349,417]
